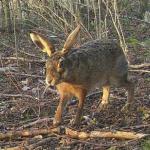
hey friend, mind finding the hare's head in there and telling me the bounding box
[30,25,81,86]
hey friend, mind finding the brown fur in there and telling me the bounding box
[30,25,134,126]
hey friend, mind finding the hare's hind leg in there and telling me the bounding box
[98,85,110,111]
[121,80,134,111]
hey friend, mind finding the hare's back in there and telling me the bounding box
[68,39,126,70]
[62,39,128,88]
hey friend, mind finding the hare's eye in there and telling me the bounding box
[58,57,65,69]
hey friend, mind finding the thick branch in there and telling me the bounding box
[0,126,148,141]
[0,127,59,140]
[65,128,147,140]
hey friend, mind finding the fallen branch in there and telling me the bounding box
[0,127,59,140]
[0,126,148,141]
[0,93,36,100]
[17,118,53,130]
[6,72,44,78]
[27,137,54,149]
[0,67,18,72]
[129,69,150,73]
[1,56,45,63]
[65,128,148,140]
[122,124,150,130]
[0,146,22,150]
[129,63,150,69]
[121,15,150,25]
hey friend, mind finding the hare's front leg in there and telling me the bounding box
[73,89,87,126]
[53,95,67,126]
[98,85,110,111]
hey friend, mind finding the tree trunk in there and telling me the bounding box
[2,0,12,32]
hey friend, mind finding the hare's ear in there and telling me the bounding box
[62,24,81,54]
[30,32,55,56]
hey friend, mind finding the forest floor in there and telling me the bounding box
[0,19,150,150]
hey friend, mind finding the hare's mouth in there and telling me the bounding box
[46,77,61,86]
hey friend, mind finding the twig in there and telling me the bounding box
[17,118,53,130]
[27,137,55,149]
[6,72,44,78]
[86,91,101,98]
[0,93,36,100]
[0,146,22,150]
[129,63,150,69]
[121,15,150,25]
[67,137,139,149]
[129,69,150,73]
[0,67,18,72]
[122,124,150,130]
[1,56,45,63]
[18,49,41,58]
[0,141,23,147]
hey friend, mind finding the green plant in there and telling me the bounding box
[141,139,150,150]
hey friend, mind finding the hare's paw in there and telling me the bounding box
[121,102,132,112]
[98,102,108,112]
[53,118,61,127]
[70,118,80,128]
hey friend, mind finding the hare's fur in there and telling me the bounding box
[30,25,134,126]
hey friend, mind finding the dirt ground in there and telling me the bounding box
[0,19,150,149]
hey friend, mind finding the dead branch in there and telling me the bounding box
[65,128,148,140]
[86,91,101,98]
[129,69,150,73]
[0,126,148,141]
[6,72,44,78]
[121,15,150,25]
[27,137,54,150]
[0,67,18,72]
[1,146,23,150]
[0,147,22,150]
[0,93,36,100]
[1,57,45,63]
[122,124,150,130]
[129,63,150,69]
[0,127,59,140]
[17,118,53,130]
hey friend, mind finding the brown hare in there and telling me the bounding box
[30,25,134,126]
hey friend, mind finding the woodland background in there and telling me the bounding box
[0,0,150,149]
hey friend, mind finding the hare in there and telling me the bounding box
[30,25,134,126]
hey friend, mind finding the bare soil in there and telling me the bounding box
[0,20,149,150]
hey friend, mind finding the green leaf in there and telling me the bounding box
[107,146,117,150]
[140,39,150,48]
[142,139,150,150]
[127,37,139,46]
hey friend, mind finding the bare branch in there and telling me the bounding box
[129,63,150,69]
[1,57,45,63]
